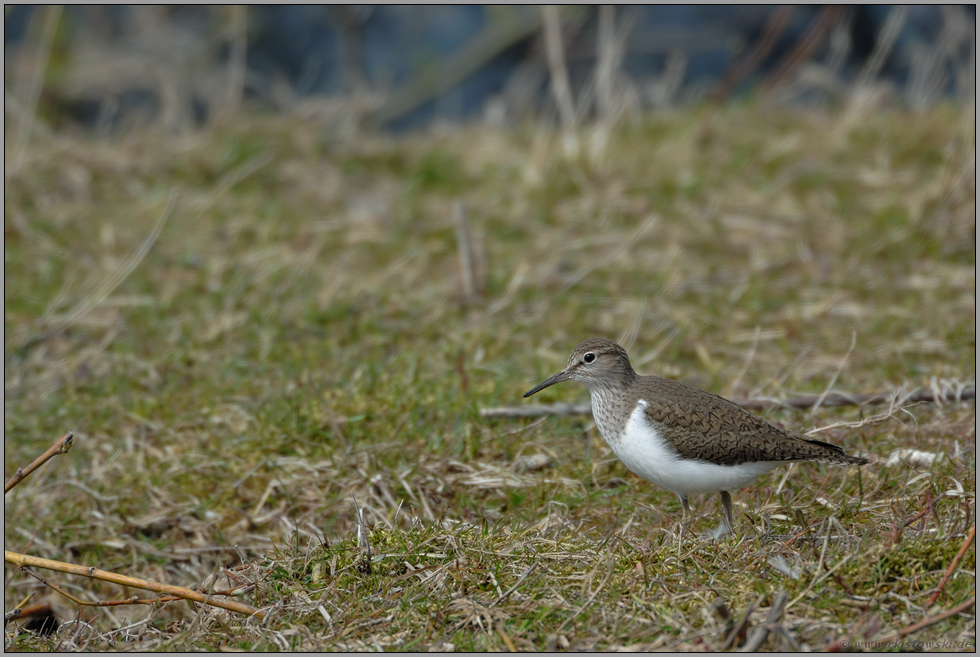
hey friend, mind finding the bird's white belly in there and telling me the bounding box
[599,400,781,497]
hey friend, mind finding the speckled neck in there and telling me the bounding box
[585,373,638,447]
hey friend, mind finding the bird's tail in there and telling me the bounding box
[803,437,869,466]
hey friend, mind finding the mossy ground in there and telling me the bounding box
[4,100,975,650]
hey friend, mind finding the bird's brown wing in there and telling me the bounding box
[640,376,867,466]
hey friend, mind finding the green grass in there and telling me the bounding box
[4,100,975,651]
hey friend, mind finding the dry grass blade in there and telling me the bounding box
[857,5,908,86]
[40,193,176,333]
[491,559,540,607]
[9,5,61,174]
[786,554,852,611]
[216,5,247,123]
[810,331,857,413]
[352,494,373,575]
[369,8,542,127]
[594,5,617,122]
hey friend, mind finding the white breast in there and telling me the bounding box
[600,400,782,498]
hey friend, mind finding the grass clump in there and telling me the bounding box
[4,100,975,650]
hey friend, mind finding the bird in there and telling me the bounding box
[523,338,869,533]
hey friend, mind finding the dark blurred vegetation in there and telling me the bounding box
[4,5,976,133]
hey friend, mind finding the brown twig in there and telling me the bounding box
[4,432,73,494]
[3,601,58,635]
[5,551,265,619]
[927,526,975,607]
[704,385,978,410]
[23,567,183,607]
[782,526,809,548]
[480,385,975,418]
[903,493,947,528]
[4,602,52,625]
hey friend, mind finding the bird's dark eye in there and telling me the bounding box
[583,352,596,364]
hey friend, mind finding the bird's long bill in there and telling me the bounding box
[523,370,570,398]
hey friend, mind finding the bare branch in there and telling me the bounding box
[5,432,73,494]
[5,551,265,619]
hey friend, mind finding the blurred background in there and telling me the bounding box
[4,5,976,133]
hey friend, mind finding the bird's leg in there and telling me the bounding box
[719,491,734,536]
[680,495,692,523]
[676,494,692,545]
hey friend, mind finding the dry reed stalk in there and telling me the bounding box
[9,5,61,175]
[454,202,484,303]
[542,5,578,155]
[595,5,616,122]
[221,5,248,122]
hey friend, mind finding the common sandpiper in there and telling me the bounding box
[524,338,869,533]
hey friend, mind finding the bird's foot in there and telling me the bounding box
[705,519,734,541]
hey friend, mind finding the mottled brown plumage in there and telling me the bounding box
[524,338,869,532]
[630,373,866,466]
